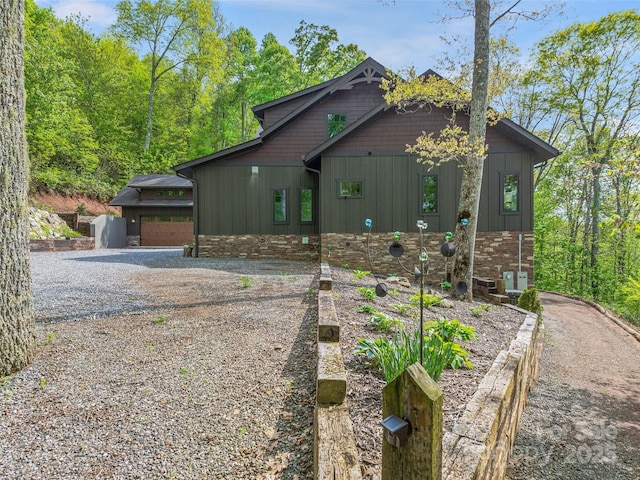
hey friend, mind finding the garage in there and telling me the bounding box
[140,216,193,246]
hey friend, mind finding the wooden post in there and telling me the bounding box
[382,362,443,480]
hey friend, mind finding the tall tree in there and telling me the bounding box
[1,0,36,375]
[383,0,556,300]
[526,10,640,300]
[113,0,225,152]
[290,20,366,88]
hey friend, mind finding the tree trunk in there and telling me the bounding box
[590,165,602,300]
[144,77,156,152]
[450,0,491,301]
[0,0,36,376]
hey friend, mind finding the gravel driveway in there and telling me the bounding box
[3,249,318,479]
[506,292,640,480]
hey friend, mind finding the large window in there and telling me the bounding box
[502,173,519,213]
[338,180,363,198]
[328,113,347,137]
[273,188,288,223]
[300,188,313,223]
[422,175,438,213]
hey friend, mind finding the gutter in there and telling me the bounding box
[176,172,199,257]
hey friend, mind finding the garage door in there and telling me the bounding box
[141,216,193,246]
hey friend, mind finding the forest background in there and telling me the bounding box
[23,0,640,325]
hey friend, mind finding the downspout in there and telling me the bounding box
[177,172,198,257]
[304,157,322,261]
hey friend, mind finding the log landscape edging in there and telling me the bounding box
[313,263,543,480]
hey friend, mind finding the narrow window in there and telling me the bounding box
[156,190,164,197]
[328,113,347,138]
[300,188,313,223]
[422,175,438,213]
[338,180,363,198]
[502,173,519,213]
[178,190,185,197]
[274,188,288,223]
[168,190,175,197]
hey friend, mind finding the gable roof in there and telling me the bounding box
[173,57,389,177]
[173,57,559,176]
[109,174,193,207]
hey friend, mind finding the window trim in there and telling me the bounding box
[500,172,521,215]
[273,187,289,224]
[299,187,314,224]
[421,174,439,215]
[337,179,364,199]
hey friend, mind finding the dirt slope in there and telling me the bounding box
[31,192,120,216]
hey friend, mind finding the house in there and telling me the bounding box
[172,57,558,284]
[109,174,193,246]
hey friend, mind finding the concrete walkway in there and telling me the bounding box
[506,292,640,479]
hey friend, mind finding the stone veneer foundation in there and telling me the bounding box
[195,231,533,286]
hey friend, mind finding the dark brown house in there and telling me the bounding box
[109,174,193,246]
[173,58,558,285]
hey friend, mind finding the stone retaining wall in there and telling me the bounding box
[314,263,543,479]
[442,310,543,479]
[30,237,95,252]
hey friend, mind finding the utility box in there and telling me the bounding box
[503,271,514,290]
[517,272,528,291]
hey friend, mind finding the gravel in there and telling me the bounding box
[3,249,318,479]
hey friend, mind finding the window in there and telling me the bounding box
[328,113,347,137]
[168,190,174,197]
[156,190,164,197]
[338,180,363,198]
[178,190,185,197]
[502,173,519,213]
[422,175,438,213]
[273,188,288,223]
[300,188,313,223]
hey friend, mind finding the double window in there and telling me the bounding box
[273,187,314,224]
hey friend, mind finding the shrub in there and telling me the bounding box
[517,288,543,321]
[369,312,404,332]
[356,286,377,302]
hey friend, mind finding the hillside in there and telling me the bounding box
[31,192,120,216]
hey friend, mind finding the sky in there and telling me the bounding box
[34,0,638,73]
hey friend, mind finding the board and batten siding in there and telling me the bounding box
[320,152,534,235]
[195,164,317,235]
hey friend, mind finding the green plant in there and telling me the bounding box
[152,316,166,324]
[45,331,56,343]
[341,263,350,269]
[392,303,413,316]
[440,281,452,290]
[354,329,471,383]
[352,269,371,280]
[179,368,189,375]
[389,288,401,296]
[39,378,47,389]
[410,292,443,308]
[238,276,252,288]
[61,225,82,238]
[75,203,88,215]
[357,304,377,314]
[356,286,377,302]
[424,318,477,343]
[517,287,543,321]
[469,303,492,318]
[369,312,404,332]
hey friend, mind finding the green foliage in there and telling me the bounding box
[517,288,543,321]
[469,303,492,318]
[352,269,371,280]
[369,312,404,333]
[357,304,377,314]
[424,318,477,343]
[392,303,413,316]
[356,286,377,302]
[354,326,474,383]
[410,292,443,308]
[238,277,252,289]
